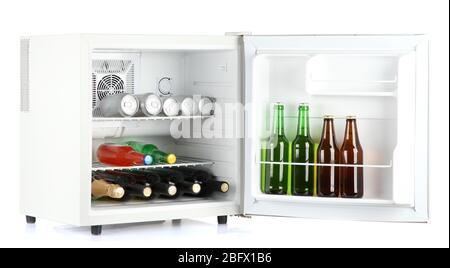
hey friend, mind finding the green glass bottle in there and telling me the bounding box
[291,104,315,196]
[125,141,177,164]
[262,103,289,195]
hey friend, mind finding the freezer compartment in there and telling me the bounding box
[250,47,416,206]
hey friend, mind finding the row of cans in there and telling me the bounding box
[97,93,216,117]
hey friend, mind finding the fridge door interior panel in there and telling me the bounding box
[243,35,428,222]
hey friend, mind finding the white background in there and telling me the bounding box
[0,0,448,248]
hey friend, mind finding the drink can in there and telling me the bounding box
[98,93,139,117]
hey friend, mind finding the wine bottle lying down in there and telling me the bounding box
[174,167,230,196]
[91,168,230,200]
[92,171,153,200]
[141,169,202,197]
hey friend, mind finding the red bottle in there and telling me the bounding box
[97,144,153,166]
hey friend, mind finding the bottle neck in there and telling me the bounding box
[272,107,285,136]
[127,151,151,165]
[297,107,310,137]
[321,119,336,144]
[343,119,360,145]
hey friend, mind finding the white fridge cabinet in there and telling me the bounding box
[20,34,429,235]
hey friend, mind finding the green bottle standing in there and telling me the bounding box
[291,104,315,196]
[262,103,289,195]
[125,141,177,164]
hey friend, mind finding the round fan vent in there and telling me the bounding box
[97,74,125,100]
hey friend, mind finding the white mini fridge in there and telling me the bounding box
[20,34,429,235]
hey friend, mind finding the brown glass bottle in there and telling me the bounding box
[317,116,340,197]
[340,116,364,198]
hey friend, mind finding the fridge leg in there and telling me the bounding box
[26,216,36,224]
[91,225,102,236]
[217,215,228,225]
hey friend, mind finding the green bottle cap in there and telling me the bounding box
[299,103,310,109]
[274,103,285,110]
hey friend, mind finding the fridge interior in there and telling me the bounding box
[252,51,417,206]
[90,48,242,210]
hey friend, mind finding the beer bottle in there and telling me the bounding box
[317,115,340,197]
[262,103,289,195]
[340,116,364,198]
[291,104,315,196]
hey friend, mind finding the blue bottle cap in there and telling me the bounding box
[144,155,153,165]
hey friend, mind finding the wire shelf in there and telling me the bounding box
[92,115,214,122]
[92,157,214,171]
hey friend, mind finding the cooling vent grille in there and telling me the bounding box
[93,60,131,74]
[92,58,136,110]
[96,74,125,100]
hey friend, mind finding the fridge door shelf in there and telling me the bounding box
[258,160,393,169]
[276,115,396,120]
[254,47,415,97]
[92,157,214,171]
[304,90,396,97]
[253,194,409,207]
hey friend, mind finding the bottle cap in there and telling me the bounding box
[220,182,230,193]
[166,154,177,164]
[168,185,178,196]
[346,115,357,119]
[111,187,125,199]
[323,115,334,119]
[299,103,310,110]
[274,102,285,110]
[144,155,153,165]
[192,183,201,194]
[143,187,152,198]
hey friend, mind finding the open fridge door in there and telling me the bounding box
[242,35,428,222]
